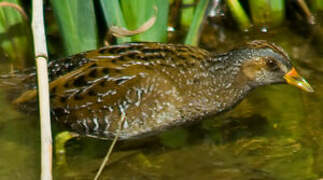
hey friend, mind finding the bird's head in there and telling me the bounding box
[238,40,313,92]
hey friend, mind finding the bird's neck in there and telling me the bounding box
[180,50,253,118]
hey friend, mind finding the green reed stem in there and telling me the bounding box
[184,0,210,46]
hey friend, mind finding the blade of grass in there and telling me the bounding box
[49,0,98,55]
[0,0,31,64]
[99,0,131,44]
[120,0,169,42]
[226,0,251,31]
[184,0,210,46]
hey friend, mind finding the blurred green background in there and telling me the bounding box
[1,0,322,61]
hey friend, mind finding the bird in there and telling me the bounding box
[11,40,314,140]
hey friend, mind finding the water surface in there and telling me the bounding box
[0,23,322,180]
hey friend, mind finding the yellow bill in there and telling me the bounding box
[284,68,314,93]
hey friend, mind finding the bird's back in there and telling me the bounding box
[13,42,214,139]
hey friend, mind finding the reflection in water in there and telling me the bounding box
[0,25,322,179]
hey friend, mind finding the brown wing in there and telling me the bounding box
[51,61,185,139]
[14,42,210,139]
[14,54,184,140]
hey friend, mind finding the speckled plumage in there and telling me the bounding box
[12,41,294,140]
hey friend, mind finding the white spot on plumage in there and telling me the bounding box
[123,119,129,129]
[93,117,99,131]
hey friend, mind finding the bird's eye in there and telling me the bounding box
[266,58,279,71]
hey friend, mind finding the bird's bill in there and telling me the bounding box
[284,68,314,93]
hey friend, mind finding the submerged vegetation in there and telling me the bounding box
[0,0,323,179]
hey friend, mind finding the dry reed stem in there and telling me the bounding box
[297,0,315,24]
[31,0,52,179]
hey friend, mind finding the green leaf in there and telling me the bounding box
[50,0,98,55]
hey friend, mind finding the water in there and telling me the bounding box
[0,24,322,179]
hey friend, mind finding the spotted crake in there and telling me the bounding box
[12,41,313,140]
